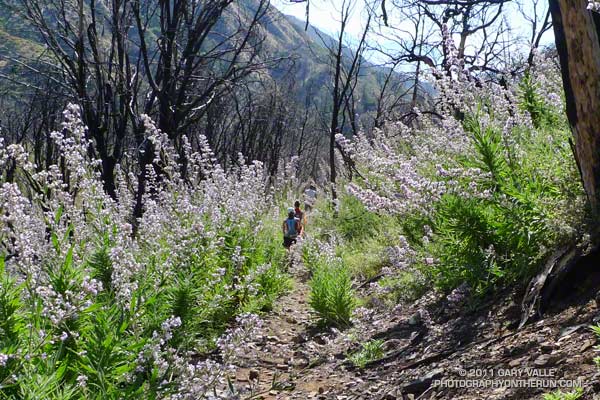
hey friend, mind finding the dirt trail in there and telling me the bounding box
[230,239,600,400]
[233,245,349,399]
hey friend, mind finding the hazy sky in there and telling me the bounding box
[270,0,555,66]
[271,0,369,40]
[270,0,405,65]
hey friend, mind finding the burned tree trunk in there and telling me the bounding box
[549,0,600,216]
[519,0,600,327]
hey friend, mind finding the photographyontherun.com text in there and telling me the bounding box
[434,368,584,389]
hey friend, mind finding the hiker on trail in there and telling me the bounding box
[282,207,301,248]
[294,200,306,235]
[304,184,317,213]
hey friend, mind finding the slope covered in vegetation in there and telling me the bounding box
[4,0,600,394]
[2,42,598,399]
[270,50,594,399]
[332,51,584,298]
[0,108,295,398]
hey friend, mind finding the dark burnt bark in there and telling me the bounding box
[520,2,600,326]
[549,0,600,216]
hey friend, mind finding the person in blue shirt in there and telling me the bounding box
[282,207,301,248]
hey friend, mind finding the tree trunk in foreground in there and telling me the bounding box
[520,1,600,327]
[549,0,600,216]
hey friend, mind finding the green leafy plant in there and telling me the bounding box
[87,234,113,294]
[336,195,382,242]
[463,114,508,188]
[426,109,572,294]
[518,71,560,129]
[252,264,291,312]
[542,388,583,400]
[591,324,600,367]
[348,339,384,368]
[309,259,356,328]
[378,271,428,304]
[339,241,385,281]
[311,194,381,243]
[73,306,140,399]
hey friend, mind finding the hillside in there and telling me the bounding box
[0,0,410,117]
[3,1,600,398]
[0,4,39,80]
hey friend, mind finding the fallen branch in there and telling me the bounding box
[394,331,519,372]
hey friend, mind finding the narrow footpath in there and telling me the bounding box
[229,236,600,400]
[233,244,352,399]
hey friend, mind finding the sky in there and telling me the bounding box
[270,0,556,67]
[271,0,370,40]
[270,0,409,65]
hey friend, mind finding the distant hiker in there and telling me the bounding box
[304,184,317,212]
[283,207,301,248]
[294,200,305,235]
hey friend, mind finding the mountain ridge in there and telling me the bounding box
[0,0,412,122]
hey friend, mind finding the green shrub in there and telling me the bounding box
[542,388,583,400]
[431,190,556,293]
[463,115,508,188]
[243,263,291,313]
[73,306,140,398]
[591,324,600,367]
[426,110,577,294]
[348,339,384,368]
[0,256,24,394]
[309,258,356,328]
[378,271,428,304]
[518,71,561,129]
[313,194,381,243]
[0,209,291,398]
[399,213,433,248]
[337,196,382,242]
[87,232,114,295]
[338,237,386,281]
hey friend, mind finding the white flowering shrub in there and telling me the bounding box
[0,106,289,398]
[337,49,585,295]
[589,0,600,12]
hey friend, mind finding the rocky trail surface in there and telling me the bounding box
[230,245,600,400]
[232,245,349,399]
